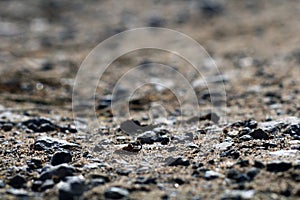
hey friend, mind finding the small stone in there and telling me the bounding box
[135,176,156,184]
[6,188,28,197]
[227,169,250,183]
[32,180,43,192]
[41,179,55,191]
[165,157,190,166]
[51,151,72,166]
[58,175,85,200]
[27,158,43,170]
[249,129,269,140]
[246,168,260,180]
[1,122,14,131]
[254,160,265,169]
[266,161,292,172]
[8,174,26,189]
[0,180,5,188]
[215,142,233,151]
[269,150,298,157]
[39,164,76,181]
[199,112,220,123]
[19,118,58,132]
[239,134,253,141]
[104,187,129,199]
[137,131,157,144]
[204,170,222,180]
[222,190,255,200]
[34,136,80,151]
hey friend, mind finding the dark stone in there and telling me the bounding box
[284,124,300,136]
[249,129,269,140]
[174,178,185,185]
[204,170,222,180]
[137,131,157,144]
[8,174,26,189]
[1,123,14,132]
[199,0,224,17]
[254,160,265,169]
[199,112,220,123]
[135,176,156,184]
[58,175,85,200]
[104,187,129,199]
[120,120,155,135]
[236,160,249,167]
[148,16,165,27]
[227,169,250,183]
[220,150,240,159]
[59,124,77,133]
[239,134,253,141]
[51,151,72,166]
[116,169,131,176]
[97,96,112,110]
[266,161,292,172]
[34,136,80,151]
[19,118,58,132]
[39,164,75,181]
[160,136,170,145]
[32,180,43,192]
[0,180,5,188]
[246,168,260,180]
[6,188,28,197]
[165,157,190,166]
[41,179,55,191]
[27,158,43,170]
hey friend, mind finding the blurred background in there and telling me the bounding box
[0,0,299,121]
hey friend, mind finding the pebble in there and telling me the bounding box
[57,175,85,200]
[40,179,55,191]
[269,150,298,157]
[284,124,300,137]
[165,157,190,166]
[215,141,233,151]
[199,0,224,17]
[249,129,269,140]
[254,160,265,169]
[137,131,157,144]
[104,187,129,199]
[39,164,76,181]
[8,174,26,189]
[266,161,292,172]
[51,151,72,166]
[19,118,58,132]
[6,188,28,197]
[27,158,43,170]
[226,169,250,183]
[204,170,222,180]
[34,136,80,151]
[221,190,255,200]
[199,112,220,123]
[0,180,5,188]
[135,176,156,184]
[239,134,253,141]
[0,122,14,131]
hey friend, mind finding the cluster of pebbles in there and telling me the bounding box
[0,114,299,199]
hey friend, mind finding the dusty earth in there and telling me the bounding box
[0,0,300,199]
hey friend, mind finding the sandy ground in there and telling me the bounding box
[0,0,300,199]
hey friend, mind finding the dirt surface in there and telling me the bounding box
[0,0,300,199]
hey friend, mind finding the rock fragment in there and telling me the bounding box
[51,151,72,166]
[266,161,292,172]
[104,187,129,199]
[165,157,190,166]
[249,129,269,140]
